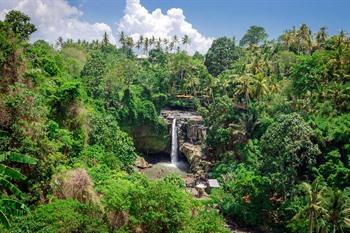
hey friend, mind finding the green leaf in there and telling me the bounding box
[0,209,10,227]
[7,152,37,165]
[0,164,26,181]
[0,154,7,163]
[0,177,23,197]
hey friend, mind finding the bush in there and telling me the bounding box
[88,113,137,170]
[211,164,271,227]
[163,173,186,189]
[6,199,108,233]
[180,209,230,233]
[100,174,192,233]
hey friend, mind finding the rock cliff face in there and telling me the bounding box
[124,125,169,155]
[160,110,209,174]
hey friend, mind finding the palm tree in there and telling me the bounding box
[169,41,175,52]
[125,37,134,49]
[253,73,271,99]
[297,24,313,54]
[293,181,328,233]
[136,35,144,51]
[316,27,328,49]
[102,31,109,47]
[182,34,191,51]
[163,38,169,52]
[149,36,155,49]
[232,74,256,103]
[323,189,350,233]
[156,37,162,50]
[0,151,37,226]
[119,31,126,47]
[56,36,64,48]
[143,37,149,54]
[281,31,293,50]
[172,35,179,52]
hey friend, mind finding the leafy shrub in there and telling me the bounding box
[100,174,192,233]
[211,164,271,227]
[6,199,108,233]
[180,209,230,233]
[261,113,320,191]
[163,173,186,189]
[88,113,137,170]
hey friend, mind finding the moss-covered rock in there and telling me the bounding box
[124,125,169,154]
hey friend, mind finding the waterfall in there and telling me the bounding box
[170,118,178,164]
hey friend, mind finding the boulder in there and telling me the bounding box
[195,183,208,198]
[134,157,151,169]
[180,143,201,162]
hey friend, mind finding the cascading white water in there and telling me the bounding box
[170,118,178,164]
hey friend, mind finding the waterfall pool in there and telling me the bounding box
[139,152,190,180]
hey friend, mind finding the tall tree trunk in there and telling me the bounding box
[309,213,314,233]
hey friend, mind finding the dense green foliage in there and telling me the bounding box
[1,10,350,233]
[205,24,350,232]
[0,10,229,232]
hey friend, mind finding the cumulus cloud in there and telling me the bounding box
[118,0,213,54]
[0,0,116,44]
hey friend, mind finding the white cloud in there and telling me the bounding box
[0,0,213,54]
[0,0,116,44]
[118,0,213,54]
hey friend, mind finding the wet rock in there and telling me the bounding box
[125,125,169,154]
[135,157,151,169]
[180,143,202,170]
[195,183,208,198]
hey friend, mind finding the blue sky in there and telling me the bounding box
[68,0,350,40]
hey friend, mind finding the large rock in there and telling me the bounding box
[125,125,169,154]
[180,143,207,174]
[180,143,201,165]
[134,156,151,169]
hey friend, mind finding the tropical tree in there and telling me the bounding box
[297,24,313,54]
[316,27,328,49]
[204,37,238,76]
[4,10,36,40]
[172,35,179,52]
[163,38,169,52]
[232,74,256,103]
[102,31,109,47]
[182,34,191,51]
[143,37,149,54]
[240,26,268,46]
[323,189,350,233]
[292,181,328,233]
[136,35,144,52]
[119,31,126,47]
